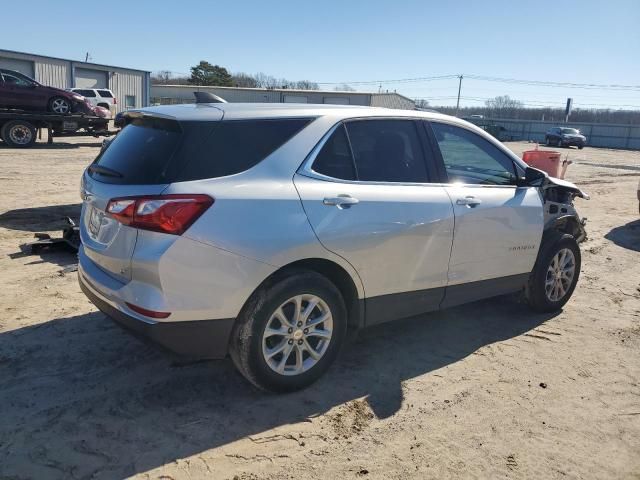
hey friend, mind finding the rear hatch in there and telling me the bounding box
[81,111,221,282]
[81,109,314,283]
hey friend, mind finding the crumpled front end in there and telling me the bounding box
[540,176,589,242]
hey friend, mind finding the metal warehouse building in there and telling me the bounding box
[151,84,416,110]
[0,49,150,111]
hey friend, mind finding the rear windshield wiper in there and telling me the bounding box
[88,164,123,178]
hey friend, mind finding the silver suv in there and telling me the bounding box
[79,104,588,392]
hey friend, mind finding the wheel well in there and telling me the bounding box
[261,258,363,330]
[97,103,110,109]
[545,215,585,242]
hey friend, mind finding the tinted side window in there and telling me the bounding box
[431,123,516,186]
[345,120,428,183]
[175,118,312,181]
[97,90,113,98]
[76,89,96,97]
[311,125,356,180]
[2,73,31,86]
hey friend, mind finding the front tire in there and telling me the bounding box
[525,233,581,312]
[229,271,347,392]
[48,96,71,114]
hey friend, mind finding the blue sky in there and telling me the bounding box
[4,0,639,108]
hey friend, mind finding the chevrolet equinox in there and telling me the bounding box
[79,103,588,392]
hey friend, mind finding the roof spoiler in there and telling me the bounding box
[194,91,227,104]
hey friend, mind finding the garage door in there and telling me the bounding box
[74,68,108,88]
[323,97,350,105]
[283,95,307,103]
[0,57,35,78]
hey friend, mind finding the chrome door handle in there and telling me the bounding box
[323,195,359,209]
[456,196,482,207]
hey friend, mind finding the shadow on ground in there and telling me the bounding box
[605,219,640,252]
[0,297,556,479]
[0,204,81,232]
[2,204,81,267]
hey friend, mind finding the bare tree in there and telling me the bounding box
[232,72,259,88]
[333,83,356,92]
[485,95,524,112]
[414,99,430,109]
[291,80,320,90]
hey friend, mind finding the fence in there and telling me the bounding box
[469,118,640,150]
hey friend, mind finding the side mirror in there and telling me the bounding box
[517,166,546,187]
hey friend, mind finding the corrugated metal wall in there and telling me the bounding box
[108,68,145,109]
[0,49,149,112]
[370,93,415,110]
[150,85,413,109]
[35,58,70,88]
[473,118,640,150]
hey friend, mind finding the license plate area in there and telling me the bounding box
[88,206,104,237]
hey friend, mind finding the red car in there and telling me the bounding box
[0,68,95,115]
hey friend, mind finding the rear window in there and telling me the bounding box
[90,117,313,184]
[97,90,113,98]
[89,117,182,184]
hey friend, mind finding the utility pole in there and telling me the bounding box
[455,74,463,116]
[85,52,91,62]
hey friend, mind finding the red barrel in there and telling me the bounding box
[522,150,569,179]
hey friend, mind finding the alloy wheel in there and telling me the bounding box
[262,294,333,376]
[51,98,70,114]
[545,248,576,302]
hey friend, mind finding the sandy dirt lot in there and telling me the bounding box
[0,136,638,480]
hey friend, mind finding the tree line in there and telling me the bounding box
[152,60,324,90]
[428,95,640,125]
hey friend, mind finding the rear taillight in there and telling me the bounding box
[106,194,213,235]
[125,302,171,319]
[113,97,117,104]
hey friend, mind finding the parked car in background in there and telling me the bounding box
[545,127,586,149]
[79,104,588,392]
[0,68,94,115]
[69,88,116,114]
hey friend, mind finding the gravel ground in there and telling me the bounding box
[0,136,638,480]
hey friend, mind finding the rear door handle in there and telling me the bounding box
[456,196,482,207]
[323,195,359,209]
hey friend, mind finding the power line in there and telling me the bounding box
[317,74,458,86]
[318,73,640,91]
[413,95,640,109]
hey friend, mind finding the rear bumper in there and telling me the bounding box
[79,271,235,359]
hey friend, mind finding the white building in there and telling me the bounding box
[151,84,416,110]
[0,49,151,111]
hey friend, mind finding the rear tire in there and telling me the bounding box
[545,136,551,146]
[525,232,581,313]
[1,120,37,148]
[229,271,347,392]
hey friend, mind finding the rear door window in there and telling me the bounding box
[345,119,429,183]
[311,125,356,180]
[97,90,113,98]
